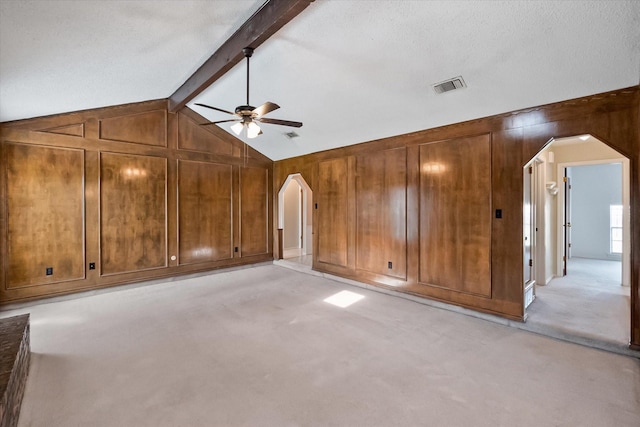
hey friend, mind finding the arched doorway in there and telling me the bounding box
[524,134,631,347]
[278,174,313,262]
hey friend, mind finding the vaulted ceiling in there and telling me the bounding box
[1,1,638,160]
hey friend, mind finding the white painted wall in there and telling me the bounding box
[531,152,554,285]
[278,174,313,256]
[569,163,622,260]
[304,186,313,255]
[543,153,556,283]
[283,180,301,249]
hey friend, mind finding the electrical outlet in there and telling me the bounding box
[388,261,392,269]
[46,267,53,276]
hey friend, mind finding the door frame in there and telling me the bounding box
[523,160,537,310]
[278,173,313,256]
[563,170,571,275]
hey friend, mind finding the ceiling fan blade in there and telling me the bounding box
[258,117,303,128]
[194,103,235,115]
[200,119,240,126]
[252,102,280,117]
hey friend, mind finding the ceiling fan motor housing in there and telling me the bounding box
[235,105,256,116]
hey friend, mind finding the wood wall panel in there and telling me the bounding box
[240,166,269,256]
[316,157,350,267]
[177,113,234,156]
[356,148,406,279]
[3,143,84,288]
[100,153,167,274]
[418,135,491,297]
[99,110,167,146]
[490,128,525,308]
[38,123,85,138]
[178,160,233,264]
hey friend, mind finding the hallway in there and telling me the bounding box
[526,257,630,347]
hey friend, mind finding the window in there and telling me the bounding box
[610,205,623,254]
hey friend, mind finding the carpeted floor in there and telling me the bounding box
[526,257,630,345]
[2,264,639,426]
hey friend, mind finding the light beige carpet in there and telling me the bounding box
[527,257,630,345]
[2,264,639,426]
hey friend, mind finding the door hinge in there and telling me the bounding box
[563,176,568,182]
[528,166,533,174]
[562,256,566,261]
[529,259,533,267]
[568,243,571,248]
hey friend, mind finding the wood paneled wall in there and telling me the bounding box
[274,86,640,349]
[316,157,352,268]
[178,160,233,264]
[0,99,273,303]
[418,135,492,297]
[355,148,406,280]
[4,144,85,288]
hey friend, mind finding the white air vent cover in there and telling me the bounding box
[433,76,466,94]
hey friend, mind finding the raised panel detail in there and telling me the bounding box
[356,148,407,279]
[317,157,349,267]
[4,143,84,288]
[240,166,269,256]
[419,134,491,297]
[99,110,167,146]
[178,160,233,264]
[39,123,85,137]
[177,113,234,156]
[100,153,167,274]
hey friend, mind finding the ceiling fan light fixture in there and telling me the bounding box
[231,122,244,135]
[247,121,261,139]
[195,47,302,137]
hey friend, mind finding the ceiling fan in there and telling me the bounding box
[195,47,302,139]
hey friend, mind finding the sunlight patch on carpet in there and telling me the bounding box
[324,290,365,308]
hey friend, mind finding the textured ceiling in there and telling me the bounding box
[0,0,262,120]
[1,1,639,161]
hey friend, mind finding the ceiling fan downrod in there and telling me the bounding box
[243,47,253,107]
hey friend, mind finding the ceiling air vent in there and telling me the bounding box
[433,76,466,94]
[284,131,299,139]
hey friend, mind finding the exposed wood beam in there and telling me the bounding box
[168,0,315,112]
